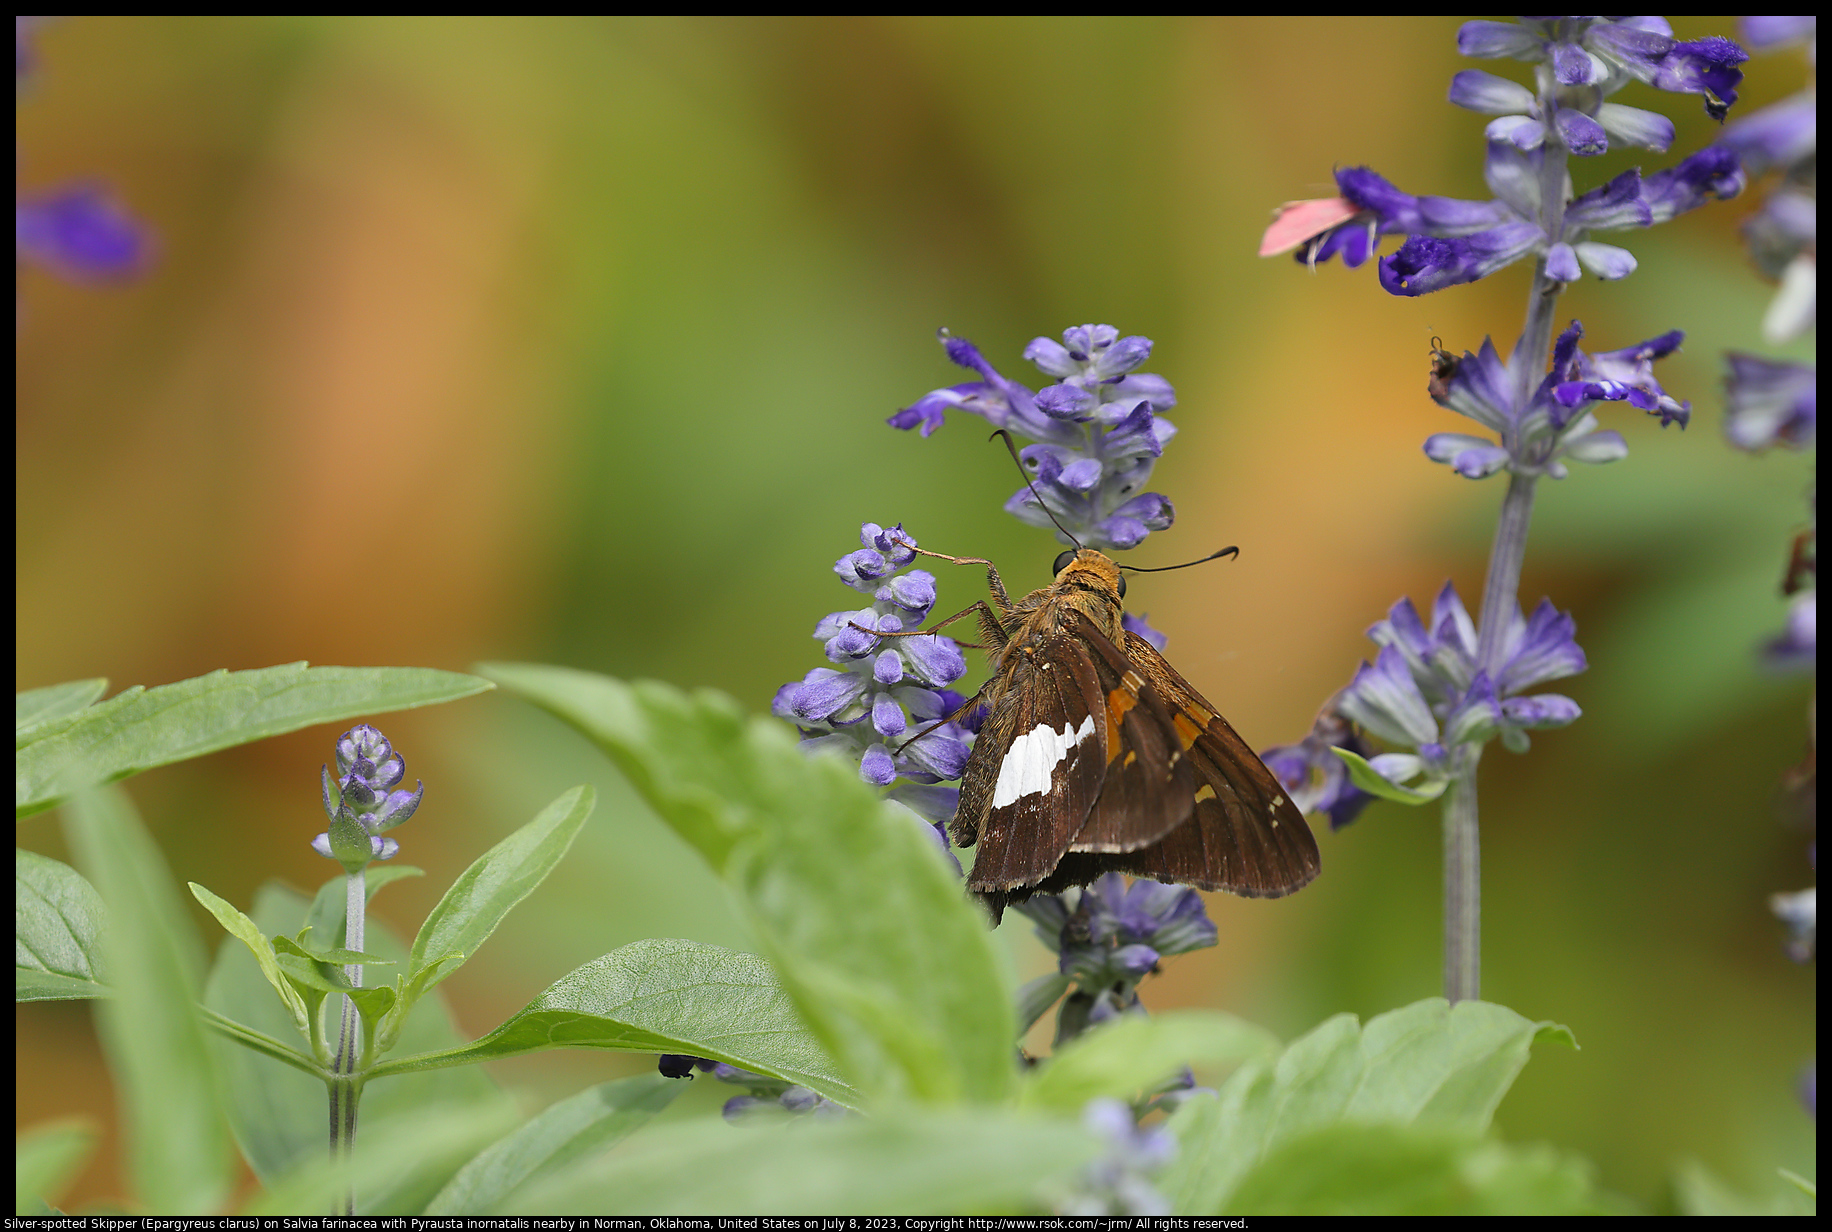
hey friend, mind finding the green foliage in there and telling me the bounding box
[479,663,1017,1106]
[377,938,858,1106]
[16,664,492,818]
[1160,999,1587,1213]
[14,1120,97,1215]
[422,1075,682,1215]
[16,663,1633,1214]
[61,784,236,1214]
[15,848,108,1002]
[511,1109,1101,1216]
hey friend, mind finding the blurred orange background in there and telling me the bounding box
[17,16,1814,1211]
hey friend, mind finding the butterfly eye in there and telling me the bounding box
[1052,550,1076,575]
[1117,574,1127,599]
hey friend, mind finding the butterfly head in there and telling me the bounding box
[1051,547,1125,600]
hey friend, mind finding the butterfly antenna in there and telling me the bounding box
[990,429,1082,549]
[1119,545,1240,573]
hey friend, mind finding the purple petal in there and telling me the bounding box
[1595,103,1674,153]
[15,183,149,280]
[1450,70,1536,114]
[1500,693,1583,728]
[1555,109,1609,157]
[1545,242,1582,282]
[859,743,897,786]
[1457,20,1542,60]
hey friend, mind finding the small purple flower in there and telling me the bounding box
[312,724,423,870]
[16,183,149,282]
[775,522,974,824]
[1345,582,1585,771]
[16,19,152,292]
[1457,19,1746,122]
[1021,873,1217,992]
[889,327,1179,552]
[1425,321,1687,482]
[1261,707,1374,831]
[1724,355,1815,452]
[1059,1097,1177,1217]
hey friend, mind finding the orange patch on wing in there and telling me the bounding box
[1105,687,1138,763]
[1171,708,1211,749]
[1193,783,1217,804]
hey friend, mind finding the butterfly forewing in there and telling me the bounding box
[959,633,1110,892]
[1065,615,1195,854]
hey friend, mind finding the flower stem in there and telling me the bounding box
[1442,747,1482,1002]
[329,866,366,1214]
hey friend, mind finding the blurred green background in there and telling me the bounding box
[16,16,1814,1211]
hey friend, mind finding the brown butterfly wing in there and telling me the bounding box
[958,632,1110,895]
[1065,616,1196,854]
[1108,631,1320,897]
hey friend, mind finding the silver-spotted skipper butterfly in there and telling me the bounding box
[879,433,1320,924]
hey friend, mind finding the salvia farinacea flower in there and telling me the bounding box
[1017,872,1218,1041]
[773,522,973,828]
[1457,18,1748,126]
[1335,582,1586,798]
[888,326,1178,551]
[1260,707,1375,831]
[1057,1096,1179,1217]
[312,725,423,870]
[1266,17,1747,297]
[1423,321,1687,481]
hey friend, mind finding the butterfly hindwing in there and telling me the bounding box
[959,633,1110,893]
[1111,631,1321,897]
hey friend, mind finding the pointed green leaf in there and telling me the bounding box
[16,849,108,1001]
[406,785,593,993]
[204,880,514,1185]
[1334,747,1446,805]
[1021,1009,1279,1112]
[374,937,858,1108]
[16,678,108,740]
[18,663,492,818]
[63,784,235,1214]
[1161,998,1574,1214]
[513,1107,1098,1215]
[187,882,311,1036]
[481,664,1015,1107]
[424,1075,683,1215]
[15,1119,98,1214]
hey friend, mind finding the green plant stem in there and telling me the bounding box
[329,866,367,1214]
[1441,749,1482,1003]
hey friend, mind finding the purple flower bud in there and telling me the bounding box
[1724,354,1816,451]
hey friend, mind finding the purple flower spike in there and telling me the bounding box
[891,327,1180,552]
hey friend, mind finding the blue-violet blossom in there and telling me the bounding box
[889,325,1177,552]
[774,522,974,836]
[312,725,423,871]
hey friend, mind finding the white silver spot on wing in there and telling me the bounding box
[990,714,1097,808]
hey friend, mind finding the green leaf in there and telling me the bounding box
[1162,998,1574,1214]
[15,849,107,1001]
[203,879,515,1186]
[15,1119,97,1215]
[512,1107,1098,1215]
[1672,1159,1816,1216]
[16,678,108,741]
[406,785,594,995]
[187,883,310,1036]
[374,937,858,1109]
[1224,1122,1621,1215]
[481,663,1016,1107]
[1333,747,1446,805]
[423,1074,682,1215]
[1021,1009,1279,1113]
[271,933,392,967]
[62,784,235,1214]
[17,663,493,819]
[240,1102,520,1217]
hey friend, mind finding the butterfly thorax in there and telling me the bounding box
[985,549,1126,678]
